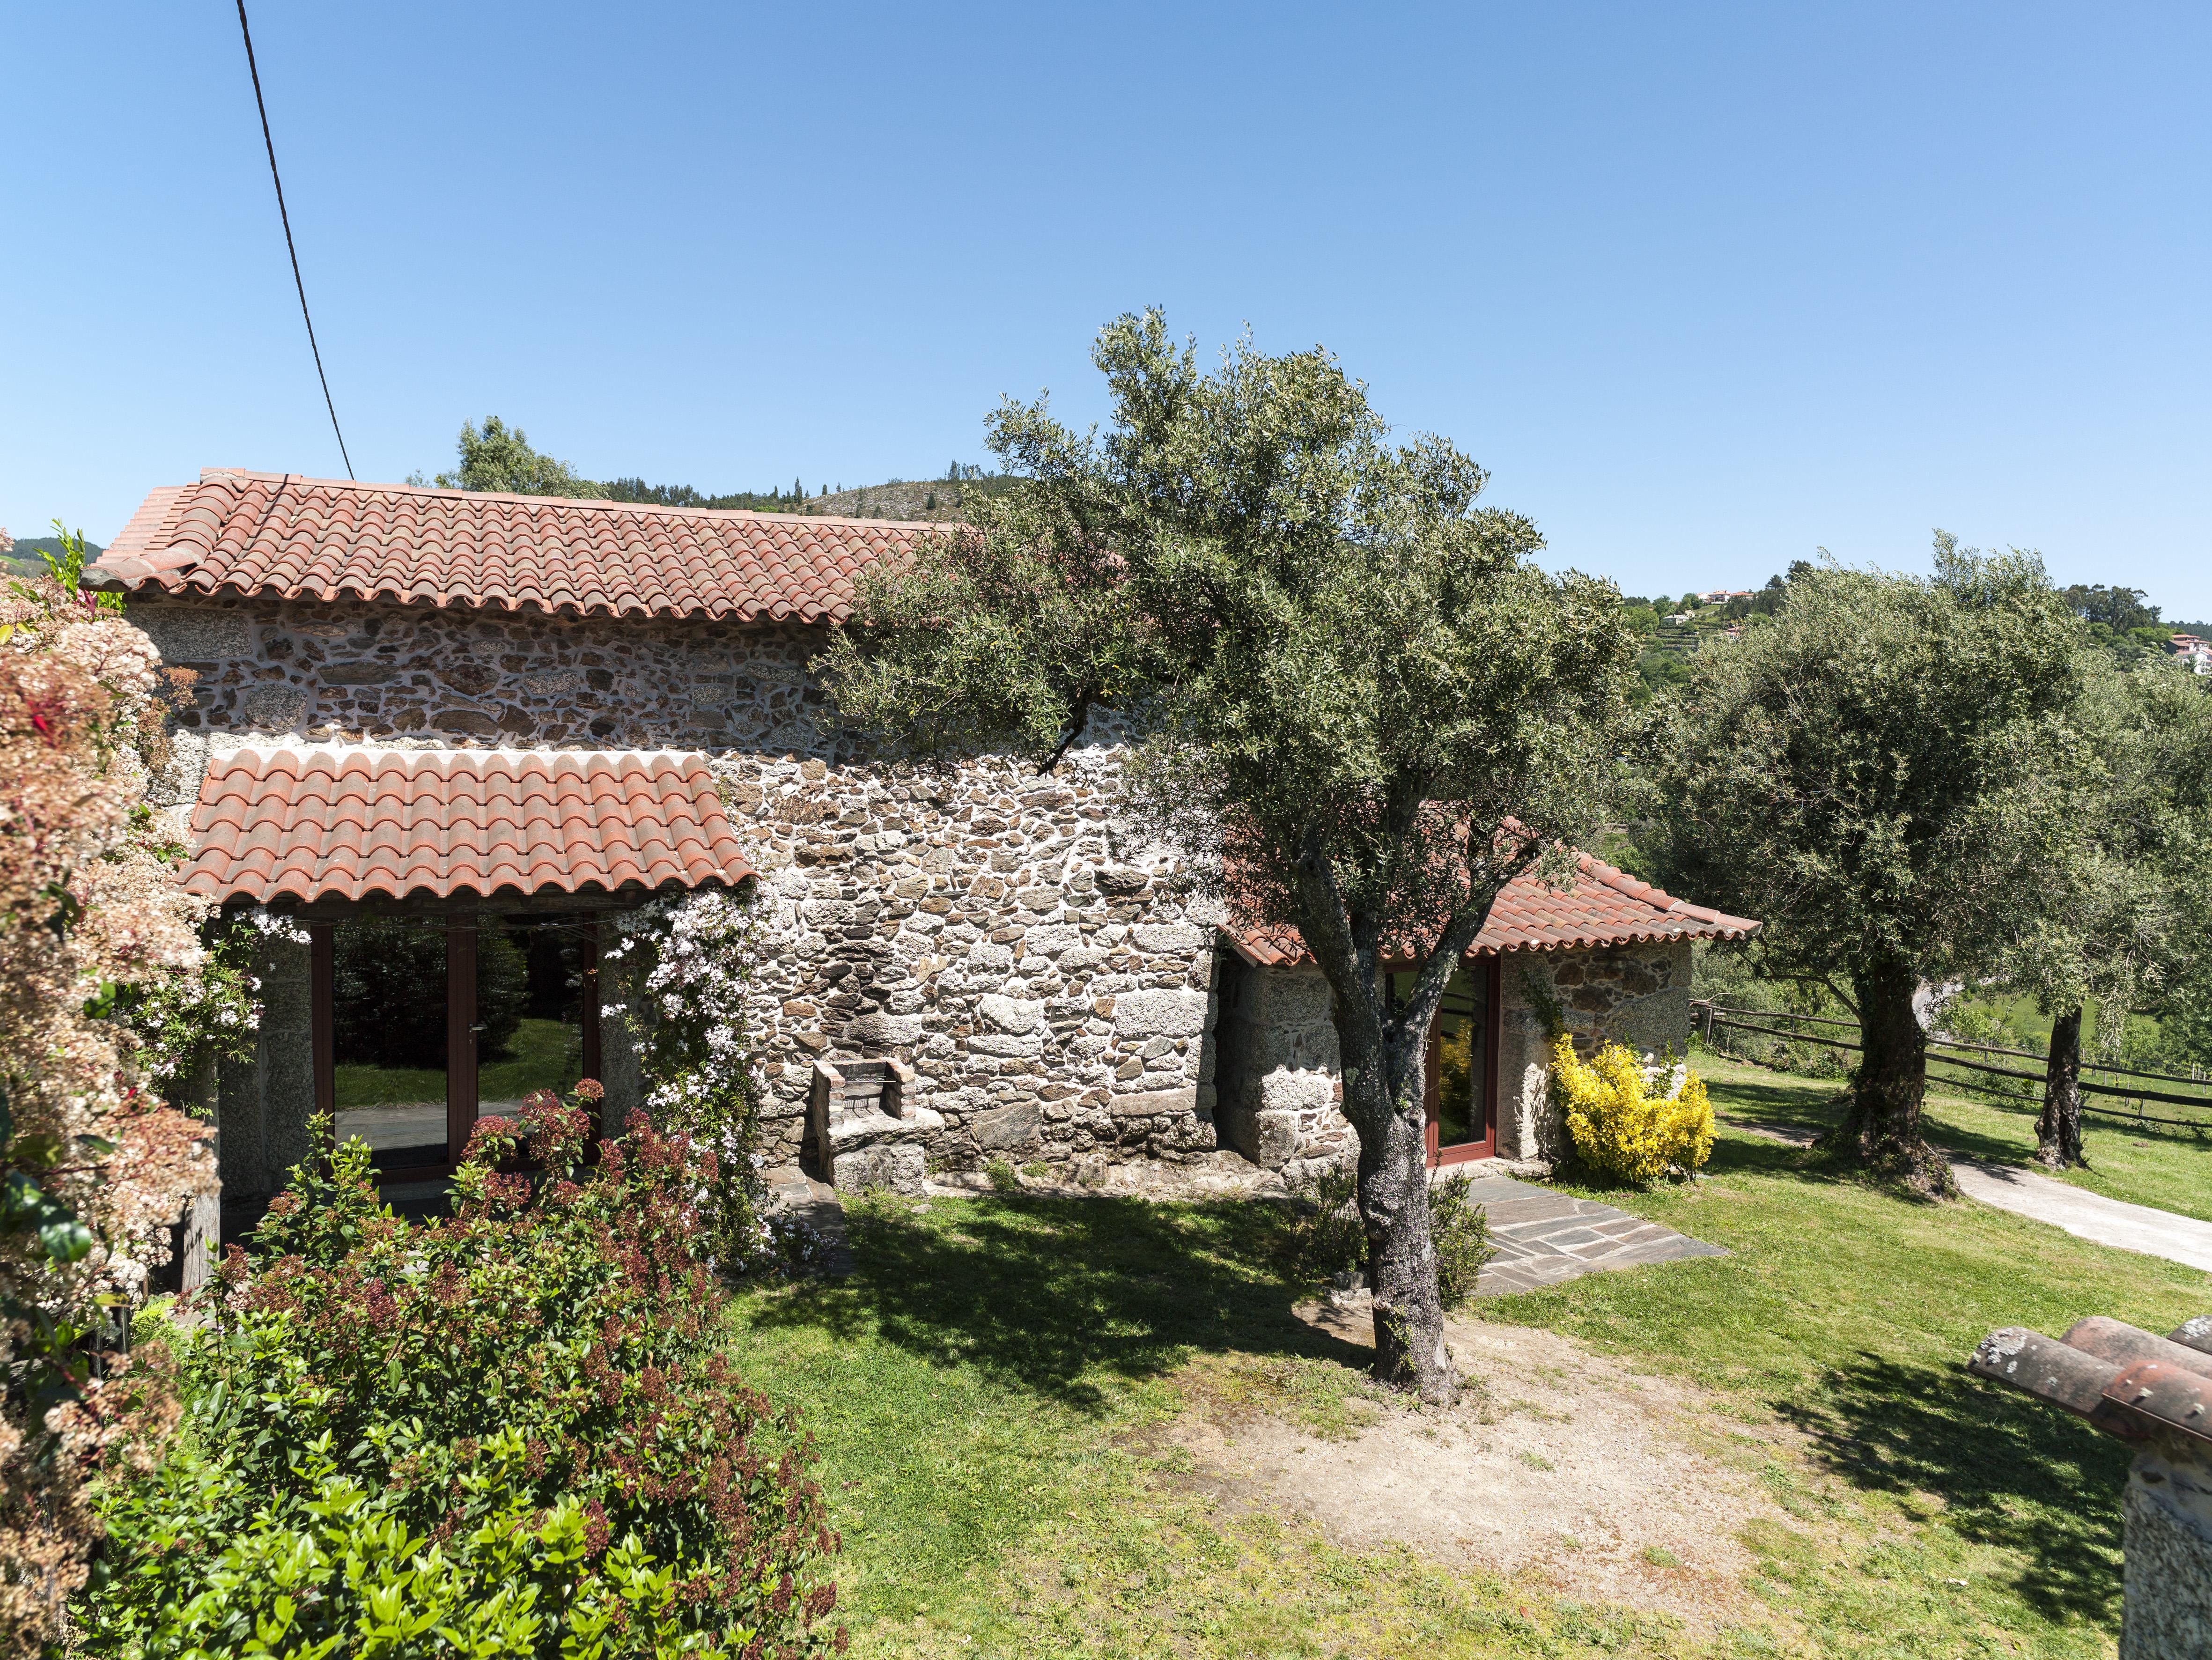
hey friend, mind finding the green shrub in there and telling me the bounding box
[1290,1166,1493,1312]
[80,1088,845,1658]
[985,1158,1021,1194]
[1288,1165,1366,1285]
[1429,1172,1496,1310]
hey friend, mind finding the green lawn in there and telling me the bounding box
[718,1064,2210,1658]
[1692,1047,2212,1224]
[331,1017,578,1109]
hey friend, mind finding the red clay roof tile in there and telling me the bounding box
[1225,850,1759,966]
[183,747,755,903]
[92,469,928,621]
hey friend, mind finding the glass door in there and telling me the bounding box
[317,917,461,1176]
[312,915,601,1180]
[475,921,600,1133]
[1387,958,1500,1166]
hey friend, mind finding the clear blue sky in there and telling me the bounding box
[6,3,2208,615]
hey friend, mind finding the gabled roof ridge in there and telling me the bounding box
[210,741,715,767]
[192,468,940,531]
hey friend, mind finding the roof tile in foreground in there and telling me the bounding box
[1225,851,1759,966]
[91,469,932,621]
[183,747,755,903]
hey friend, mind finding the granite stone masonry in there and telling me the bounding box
[1214,940,1696,1175]
[132,581,1722,1201]
[134,596,1227,1183]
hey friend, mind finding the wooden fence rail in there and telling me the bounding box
[1692,1001,2212,1133]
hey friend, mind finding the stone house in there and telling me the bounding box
[89,469,1756,1234]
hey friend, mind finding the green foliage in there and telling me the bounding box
[81,1095,844,1657]
[984,1158,1021,1194]
[1289,1166,1492,1311]
[2063,582,2160,633]
[423,416,600,498]
[111,908,264,1103]
[821,308,1638,1123]
[2003,658,2212,1050]
[1287,1165,1366,1284]
[1652,540,2095,1006]
[1427,1171,1494,1309]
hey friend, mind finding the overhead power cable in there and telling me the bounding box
[234,0,354,479]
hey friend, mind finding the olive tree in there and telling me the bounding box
[2010,661,2212,1166]
[821,311,1638,1401]
[1647,540,2094,1193]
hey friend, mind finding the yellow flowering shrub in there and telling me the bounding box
[1551,1033,1716,1184]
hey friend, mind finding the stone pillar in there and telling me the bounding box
[258,931,317,1190]
[2123,1432,2212,1659]
[597,952,646,1137]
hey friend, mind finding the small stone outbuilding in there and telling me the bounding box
[1211,857,1758,1185]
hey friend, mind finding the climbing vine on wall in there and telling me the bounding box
[601,888,774,1268]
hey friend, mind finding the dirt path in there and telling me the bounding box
[1164,1300,1821,1629]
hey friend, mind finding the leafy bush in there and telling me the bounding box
[1291,1165,1493,1312]
[1429,1172,1495,1309]
[1552,1034,1715,1185]
[1288,1165,1366,1286]
[80,1088,844,1657]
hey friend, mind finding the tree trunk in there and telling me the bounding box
[1342,1046,1455,1404]
[2036,1004,2087,1170]
[1838,954,1954,1195]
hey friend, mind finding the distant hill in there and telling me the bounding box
[798,474,1015,523]
[1,534,102,580]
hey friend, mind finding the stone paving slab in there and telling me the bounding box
[1450,1167,1727,1297]
[763,1165,855,1276]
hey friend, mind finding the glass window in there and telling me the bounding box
[332,917,450,1173]
[475,923,592,1123]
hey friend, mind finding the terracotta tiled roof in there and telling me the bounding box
[182,746,755,902]
[91,469,930,621]
[1224,851,1759,966]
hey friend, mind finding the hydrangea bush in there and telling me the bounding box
[0,531,236,1650]
[81,1085,845,1657]
[1550,1033,1716,1185]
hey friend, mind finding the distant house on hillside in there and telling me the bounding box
[1695,589,1754,604]
[90,469,1758,1251]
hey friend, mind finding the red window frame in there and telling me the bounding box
[310,914,600,1183]
[1424,955,1502,1167]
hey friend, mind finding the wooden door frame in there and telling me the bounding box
[310,913,605,1183]
[1425,954,1503,1168]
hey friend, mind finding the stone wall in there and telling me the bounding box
[723,748,1222,1176]
[214,932,317,1232]
[149,591,1703,1194]
[1224,939,1697,1173]
[139,596,1226,1184]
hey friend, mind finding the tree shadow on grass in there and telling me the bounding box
[746,1193,1371,1414]
[1778,1351,2126,1631]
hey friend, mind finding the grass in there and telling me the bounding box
[1492,1055,2211,1655]
[1695,1045,2212,1224]
[331,1017,578,1109]
[725,1194,1704,1658]
[718,1066,2210,1658]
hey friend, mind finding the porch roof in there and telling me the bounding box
[1222,851,1759,966]
[181,746,755,903]
[90,469,929,621]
